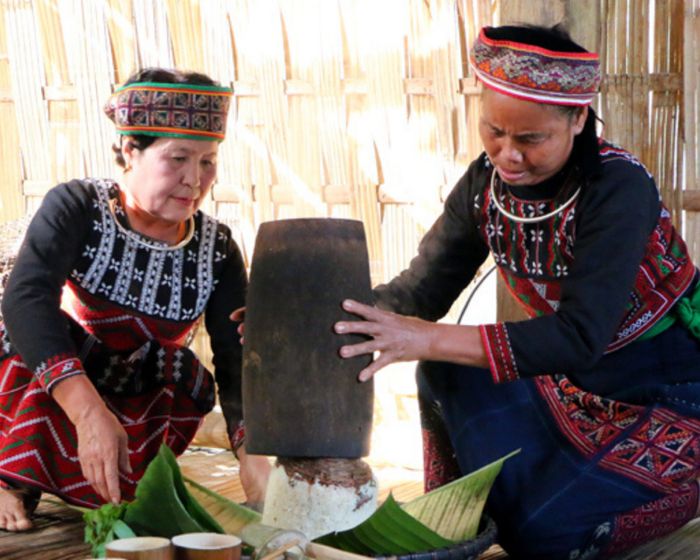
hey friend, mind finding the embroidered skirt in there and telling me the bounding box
[0,321,215,507]
[418,322,700,559]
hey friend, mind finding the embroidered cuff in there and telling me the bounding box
[479,323,520,384]
[229,420,245,457]
[35,354,87,393]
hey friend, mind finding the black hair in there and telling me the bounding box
[111,68,220,168]
[483,24,603,180]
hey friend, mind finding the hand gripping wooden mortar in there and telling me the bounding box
[242,219,377,541]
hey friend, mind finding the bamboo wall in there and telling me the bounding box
[0,0,495,293]
[685,0,700,259]
[0,0,696,458]
[495,0,692,321]
[1,0,696,284]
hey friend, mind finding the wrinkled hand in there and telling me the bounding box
[335,299,436,382]
[74,404,131,504]
[230,306,246,344]
[236,444,271,511]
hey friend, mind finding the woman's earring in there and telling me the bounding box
[124,163,132,173]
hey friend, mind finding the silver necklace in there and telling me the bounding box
[108,198,195,251]
[489,168,580,224]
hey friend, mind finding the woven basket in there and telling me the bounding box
[374,516,498,560]
[0,216,32,318]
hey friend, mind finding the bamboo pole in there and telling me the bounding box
[0,1,24,222]
[279,0,324,218]
[131,0,173,69]
[106,0,137,84]
[685,0,700,260]
[5,0,52,209]
[339,2,383,282]
[0,0,693,290]
[61,0,116,178]
[166,0,204,71]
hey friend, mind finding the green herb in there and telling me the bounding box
[83,502,136,557]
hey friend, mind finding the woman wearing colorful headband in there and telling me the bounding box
[337,25,700,558]
[0,68,269,531]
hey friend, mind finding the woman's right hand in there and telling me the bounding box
[74,403,132,504]
[51,374,132,505]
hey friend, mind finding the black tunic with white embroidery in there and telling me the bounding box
[374,141,697,387]
[374,142,700,558]
[0,179,246,505]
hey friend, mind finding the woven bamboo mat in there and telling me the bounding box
[0,447,698,559]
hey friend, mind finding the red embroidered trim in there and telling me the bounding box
[536,377,700,493]
[469,28,600,106]
[479,142,696,355]
[604,482,699,556]
[422,427,462,493]
[600,409,700,493]
[230,420,245,455]
[35,354,86,392]
[536,376,644,458]
[479,323,519,383]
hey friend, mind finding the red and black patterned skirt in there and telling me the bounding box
[0,321,215,507]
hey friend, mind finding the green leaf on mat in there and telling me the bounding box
[315,494,453,555]
[159,444,224,533]
[184,476,262,536]
[123,444,219,537]
[402,449,521,541]
[77,444,262,553]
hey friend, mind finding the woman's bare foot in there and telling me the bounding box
[0,484,34,531]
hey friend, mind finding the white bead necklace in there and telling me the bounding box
[489,168,580,224]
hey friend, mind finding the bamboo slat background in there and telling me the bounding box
[0,0,697,454]
[1,0,694,295]
[685,0,700,259]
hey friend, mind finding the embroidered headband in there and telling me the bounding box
[469,27,601,106]
[104,81,233,141]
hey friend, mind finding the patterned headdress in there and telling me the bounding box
[104,81,233,141]
[469,27,601,106]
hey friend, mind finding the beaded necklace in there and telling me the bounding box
[489,168,580,224]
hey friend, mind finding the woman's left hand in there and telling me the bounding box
[229,306,246,344]
[335,299,437,382]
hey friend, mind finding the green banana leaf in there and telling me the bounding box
[79,444,518,558]
[72,444,259,556]
[123,444,223,537]
[317,449,519,554]
[402,449,520,541]
[183,476,262,536]
[159,444,225,533]
[316,494,452,555]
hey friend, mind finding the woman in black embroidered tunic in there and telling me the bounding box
[0,68,269,531]
[336,26,700,558]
